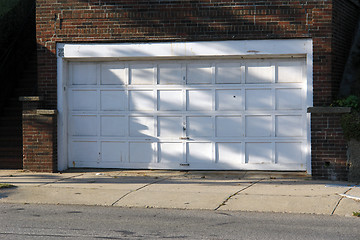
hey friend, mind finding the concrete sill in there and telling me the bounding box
[307,107,351,114]
[19,96,43,102]
[23,109,57,116]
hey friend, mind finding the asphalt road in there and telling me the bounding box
[0,203,359,240]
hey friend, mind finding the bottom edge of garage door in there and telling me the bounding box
[68,162,307,171]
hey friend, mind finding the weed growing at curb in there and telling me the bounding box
[0,183,15,189]
[353,211,360,217]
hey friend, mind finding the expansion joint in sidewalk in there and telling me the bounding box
[111,176,171,206]
[214,178,265,211]
[331,187,353,215]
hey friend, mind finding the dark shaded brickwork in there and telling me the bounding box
[310,112,349,181]
[22,110,57,172]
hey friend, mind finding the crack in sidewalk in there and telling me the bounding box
[39,174,85,187]
[214,178,265,211]
[331,187,353,215]
[111,176,172,206]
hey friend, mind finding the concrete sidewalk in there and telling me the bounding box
[0,170,359,217]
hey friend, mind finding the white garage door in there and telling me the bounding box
[67,58,307,170]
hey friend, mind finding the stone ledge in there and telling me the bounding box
[19,96,43,102]
[307,107,351,114]
[23,109,57,116]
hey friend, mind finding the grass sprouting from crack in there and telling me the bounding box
[0,183,15,189]
[353,211,360,217]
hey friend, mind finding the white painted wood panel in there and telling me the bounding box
[100,116,126,137]
[71,63,97,85]
[158,90,183,111]
[245,89,273,110]
[246,142,273,164]
[215,90,242,111]
[130,64,155,85]
[101,63,126,85]
[70,90,97,111]
[216,63,242,84]
[70,115,97,136]
[158,64,183,85]
[159,142,183,163]
[187,142,213,163]
[187,64,212,84]
[246,61,274,84]
[100,90,126,111]
[101,141,126,163]
[67,57,308,170]
[129,90,154,111]
[187,116,213,137]
[216,116,242,137]
[217,142,242,165]
[158,117,182,137]
[187,90,212,111]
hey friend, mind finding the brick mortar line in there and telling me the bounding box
[111,176,173,206]
[214,178,265,211]
[331,187,353,215]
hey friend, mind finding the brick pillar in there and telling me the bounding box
[20,96,57,172]
[308,107,351,181]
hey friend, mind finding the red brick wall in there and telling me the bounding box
[36,0,360,108]
[310,112,349,181]
[22,111,57,172]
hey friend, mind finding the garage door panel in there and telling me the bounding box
[246,61,274,84]
[275,115,303,137]
[245,89,273,110]
[100,116,126,137]
[71,63,97,85]
[158,90,183,111]
[187,142,213,163]
[187,116,212,137]
[245,142,273,164]
[67,57,308,170]
[70,141,98,164]
[158,116,182,137]
[217,142,242,165]
[129,142,154,163]
[216,89,242,111]
[70,90,97,111]
[216,116,242,137]
[158,64,183,85]
[245,115,272,137]
[70,115,97,136]
[159,142,183,163]
[216,63,242,84]
[277,60,304,83]
[187,90,212,111]
[276,142,303,164]
[129,116,155,137]
[100,90,126,111]
[130,65,155,85]
[187,64,212,84]
[101,64,126,85]
[129,90,154,111]
[101,141,126,162]
[276,88,302,110]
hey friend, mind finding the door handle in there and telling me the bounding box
[179,137,190,140]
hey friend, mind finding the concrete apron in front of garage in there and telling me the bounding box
[0,170,359,217]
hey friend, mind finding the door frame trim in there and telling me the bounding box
[57,39,313,172]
